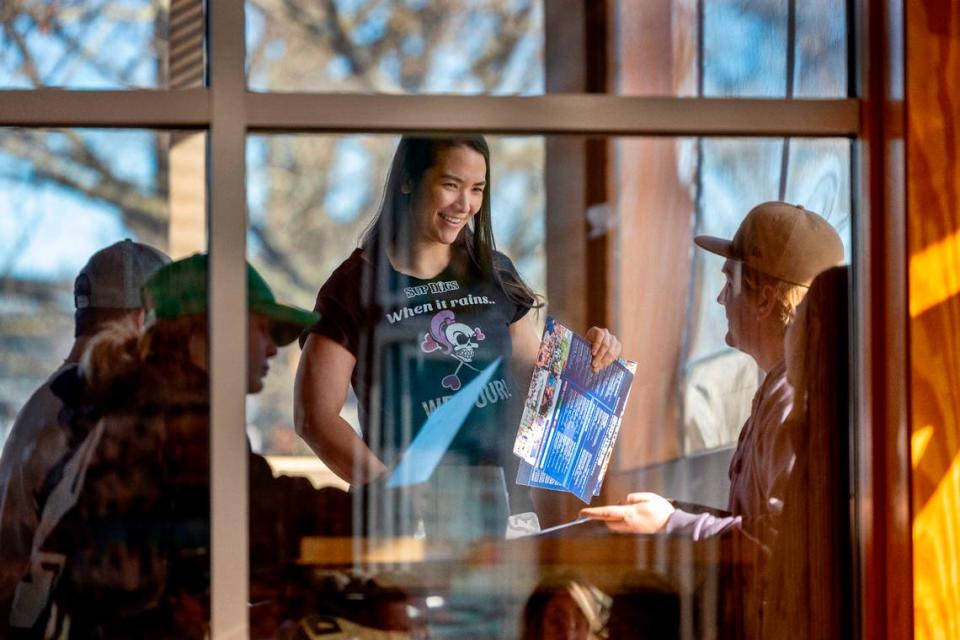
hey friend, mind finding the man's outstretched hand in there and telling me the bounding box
[580,492,676,534]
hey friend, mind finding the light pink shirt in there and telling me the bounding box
[0,364,72,631]
[665,361,794,546]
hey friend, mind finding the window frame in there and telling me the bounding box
[0,1,902,638]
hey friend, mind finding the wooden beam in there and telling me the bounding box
[906,1,960,639]
[0,89,209,128]
[245,94,861,137]
[856,0,912,638]
[207,0,249,637]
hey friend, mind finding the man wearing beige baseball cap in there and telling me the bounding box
[585,201,844,530]
[583,202,843,619]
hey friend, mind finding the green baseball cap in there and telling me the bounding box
[143,253,319,346]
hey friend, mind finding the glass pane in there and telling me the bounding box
[0,128,210,635]
[248,1,847,97]
[245,133,544,466]
[246,0,545,94]
[246,132,855,638]
[246,133,547,634]
[0,1,202,89]
[793,0,848,97]
[608,136,853,640]
[616,0,848,97]
[681,137,852,455]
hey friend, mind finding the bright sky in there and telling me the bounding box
[0,129,156,282]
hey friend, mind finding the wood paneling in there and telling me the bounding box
[907,1,960,639]
[608,0,697,474]
[611,137,693,470]
[537,1,614,525]
[859,1,913,637]
[543,2,591,334]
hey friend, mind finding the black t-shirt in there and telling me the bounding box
[305,248,531,472]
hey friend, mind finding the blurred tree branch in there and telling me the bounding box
[0,0,547,438]
[0,130,168,244]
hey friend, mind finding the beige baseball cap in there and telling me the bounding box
[694,201,845,287]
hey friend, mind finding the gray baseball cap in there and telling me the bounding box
[74,239,171,310]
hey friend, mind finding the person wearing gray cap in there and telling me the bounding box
[582,202,844,636]
[0,239,169,632]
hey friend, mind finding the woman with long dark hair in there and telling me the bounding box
[763,265,853,639]
[295,135,621,506]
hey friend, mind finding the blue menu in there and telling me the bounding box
[513,318,636,504]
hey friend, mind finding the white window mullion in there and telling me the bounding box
[207,0,249,638]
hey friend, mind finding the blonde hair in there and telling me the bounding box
[80,315,208,402]
[742,266,807,332]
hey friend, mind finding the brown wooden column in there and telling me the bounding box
[539,1,614,524]
[858,1,912,638]
[543,1,612,335]
[606,0,697,483]
[905,1,960,638]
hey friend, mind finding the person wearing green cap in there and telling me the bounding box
[140,253,320,393]
[8,253,330,638]
[143,253,318,350]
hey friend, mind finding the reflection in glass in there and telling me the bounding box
[766,265,853,639]
[246,0,544,94]
[247,132,855,638]
[0,129,207,448]
[0,1,199,89]
[0,128,210,635]
[616,0,847,98]
[679,138,851,455]
[245,134,545,467]
[707,0,847,97]
[703,0,789,96]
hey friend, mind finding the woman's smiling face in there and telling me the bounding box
[408,144,487,247]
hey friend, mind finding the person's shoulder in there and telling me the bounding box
[492,250,519,273]
[321,248,369,291]
[4,364,73,444]
[330,247,370,277]
[755,361,794,426]
[0,365,76,493]
[17,377,63,423]
[763,362,792,401]
[491,250,525,286]
[302,249,371,348]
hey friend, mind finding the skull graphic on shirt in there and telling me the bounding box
[420,310,485,391]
